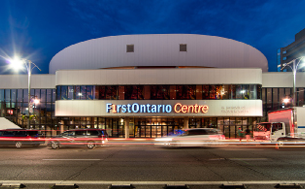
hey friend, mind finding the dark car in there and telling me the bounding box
[48,128,108,149]
[0,129,45,148]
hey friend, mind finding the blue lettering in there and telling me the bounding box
[140,104,146,113]
[122,105,127,113]
[127,104,131,113]
[132,103,139,113]
[106,103,112,113]
[151,105,157,113]
[107,103,173,114]
[165,105,172,113]
[157,105,162,113]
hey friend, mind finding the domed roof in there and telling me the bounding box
[49,34,268,74]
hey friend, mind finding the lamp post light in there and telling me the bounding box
[279,56,305,136]
[8,58,41,129]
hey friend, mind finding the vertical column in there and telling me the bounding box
[125,118,129,139]
[184,117,189,129]
[60,120,64,133]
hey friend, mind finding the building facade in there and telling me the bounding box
[2,34,303,139]
[277,28,305,72]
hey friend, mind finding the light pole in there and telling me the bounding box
[280,56,305,136]
[8,58,41,129]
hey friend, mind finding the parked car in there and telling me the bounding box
[48,128,108,149]
[0,129,45,148]
[155,128,225,147]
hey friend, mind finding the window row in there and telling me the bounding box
[0,89,56,103]
[56,85,261,100]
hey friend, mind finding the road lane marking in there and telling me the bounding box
[43,159,101,161]
[208,158,268,161]
[228,158,268,161]
[209,158,226,160]
[1,180,305,185]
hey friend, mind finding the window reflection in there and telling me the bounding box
[55,84,262,101]
[177,85,195,100]
[151,86,169,100]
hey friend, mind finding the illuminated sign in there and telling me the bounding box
[106,103,209,114]
[106,103,172,113]
[173,103,208,114]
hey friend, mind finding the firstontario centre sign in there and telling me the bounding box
[55,100,262,117]
[106,103,209,114]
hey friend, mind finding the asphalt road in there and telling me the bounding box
[0,143,305,188]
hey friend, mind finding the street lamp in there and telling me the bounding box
[279,56,305,136]
[8,57,41,129]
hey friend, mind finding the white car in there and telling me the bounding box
[155,128,225,147]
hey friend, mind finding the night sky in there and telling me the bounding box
[0,0,305,74]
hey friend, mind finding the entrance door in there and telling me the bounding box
[145,126,151,137]
[230,126,236,138]
[151,126,162,138]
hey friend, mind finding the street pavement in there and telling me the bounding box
[0,140,304,188]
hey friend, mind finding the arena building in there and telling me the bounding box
[0,34,304,138]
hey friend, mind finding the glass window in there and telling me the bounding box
[256,85,261,100]
[17,89,23,102]
[236,85,250,99]
[75,86,81,100]
[221,85,230,99]
[47,89,52,102]
[106,86,118,100]
[86,86,93,100]
[56,86,60,100]
[177,85,195,100]
[34,89,41,100]
[151,85,170,100]
[67,86,74,100]
[196,85,202,100]
[215,85,223,99]
[144,86,150,100]
[249,85,257,99]
[0,89,4,102]
[80,86,87,100]
[138,86,144,100]
[209,85,216,99]
[170,86,176,100]
[202,85,209,99]
[41,89,46,103]
[118,86,125,100]
[298,88,304,106]
[87,130,99,136]
[267,88,272,110]
[95,86,106,100]
[273,88,279,110]
[285,88,291,96]
[5,89,10,102]
[11,89,17,102]
[60,86,67,100]
[125,86,138,100]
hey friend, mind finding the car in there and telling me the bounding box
[48,128,108,149]
[0,129,45,148]
[155,128,225,147]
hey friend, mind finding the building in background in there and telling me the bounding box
[1,34,303,139]
[277,28,305,72]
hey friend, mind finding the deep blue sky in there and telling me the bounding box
[0,0,305,74]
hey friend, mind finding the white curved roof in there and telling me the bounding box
[49,34,268,74]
